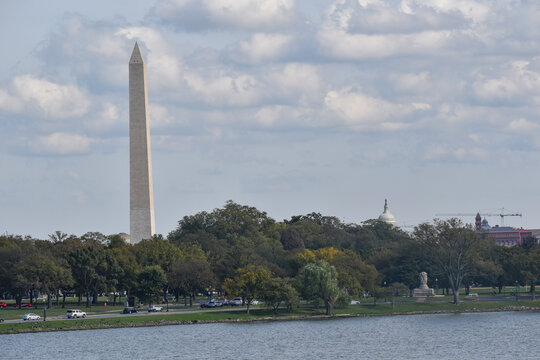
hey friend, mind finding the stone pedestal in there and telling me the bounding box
[413,288,435,297]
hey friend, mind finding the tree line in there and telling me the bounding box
[1,201,538,315]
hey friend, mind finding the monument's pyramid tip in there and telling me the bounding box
[129,42,144,64]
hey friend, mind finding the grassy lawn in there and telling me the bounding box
[1,299,538,334]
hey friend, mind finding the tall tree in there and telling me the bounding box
[414,218,487,304]
[263,277,299,313]
[67,245,108,307]
[48,231,69,243]
[133,236,182,272]
[301,260,345,315]
[136,265,167,306]
[168,258,214,306]
[108,247,140,305]
[222,265,270,314]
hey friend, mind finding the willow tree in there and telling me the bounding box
[301,260,345,315]
[414,218,488,305]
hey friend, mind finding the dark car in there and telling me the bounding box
[123,307,138,314]
[0,317,4,323]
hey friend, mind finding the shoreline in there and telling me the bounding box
[1,305,539,335]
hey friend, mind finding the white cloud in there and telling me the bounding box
[149,103,175,128]
[253,105,316,128]
[254,105,290,127]
[324,87,424,130]
[150,0,297,30]
[0,89,23,113]
[84,103,122,132]
[183,71,262,107]
[318,26,451,59]
[507,118,539,133]
[205,0,296,28]
[417,0,490,25]
[316,0,497,60]
[9,75,90,119]
[268,63,322,103]
[412,103,431,110]
[234,33,293,64]
[472,60,540,104]
[391,72,431,91]
[31,132,93,155]
[424,144,488,162]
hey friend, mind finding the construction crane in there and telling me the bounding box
[435,208,522,226]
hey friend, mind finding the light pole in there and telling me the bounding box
[515,281,519,301]
[43,298,46,322]
[435,278,438,295]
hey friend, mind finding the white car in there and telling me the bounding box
[229,298,243,306]
[22,313,41,321]
[147,305,163,312]
[66,309,87,319]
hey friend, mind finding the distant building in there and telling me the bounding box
[477,218,533,246]
[378,199,397,227]
[118,233,130,243]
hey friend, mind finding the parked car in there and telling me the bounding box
[229,298,243,306]
[66,309,87,319]
[213,300,224,307]
[147,305,163,312]
[200,300,222,308]
[200,301,212,308]
[14,303,33,309]
[22,313,40,321]
[123,307,138,314]
[0,317,4,323]
[0,301,7,308]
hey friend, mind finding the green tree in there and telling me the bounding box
[168,258,214,306]
[222,265,270,314]
[67,245,108,307]
[332,250,379,297]
[48,230,69,243]
[133,236,182,272]
[301,260,344,315]
[414,219,486,304]
[263,277,299,313]
[506,239,540,300]
[0,235,32,306]
[108,247,140,305]
[136,265,167,306]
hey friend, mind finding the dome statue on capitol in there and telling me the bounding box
[378,199,397,227]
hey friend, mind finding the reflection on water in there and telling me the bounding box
[1,312,539,359]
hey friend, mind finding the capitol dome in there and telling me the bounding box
[378,199,397,227]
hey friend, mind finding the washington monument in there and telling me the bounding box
[129,42,155,244]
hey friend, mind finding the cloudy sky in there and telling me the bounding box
[2,0,539,239]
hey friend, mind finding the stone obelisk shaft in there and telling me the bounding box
[129,42,155,243]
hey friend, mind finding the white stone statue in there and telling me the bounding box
[419,272,428,289]
[413,271,434,297]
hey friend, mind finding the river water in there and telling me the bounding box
[1,312,539,359]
